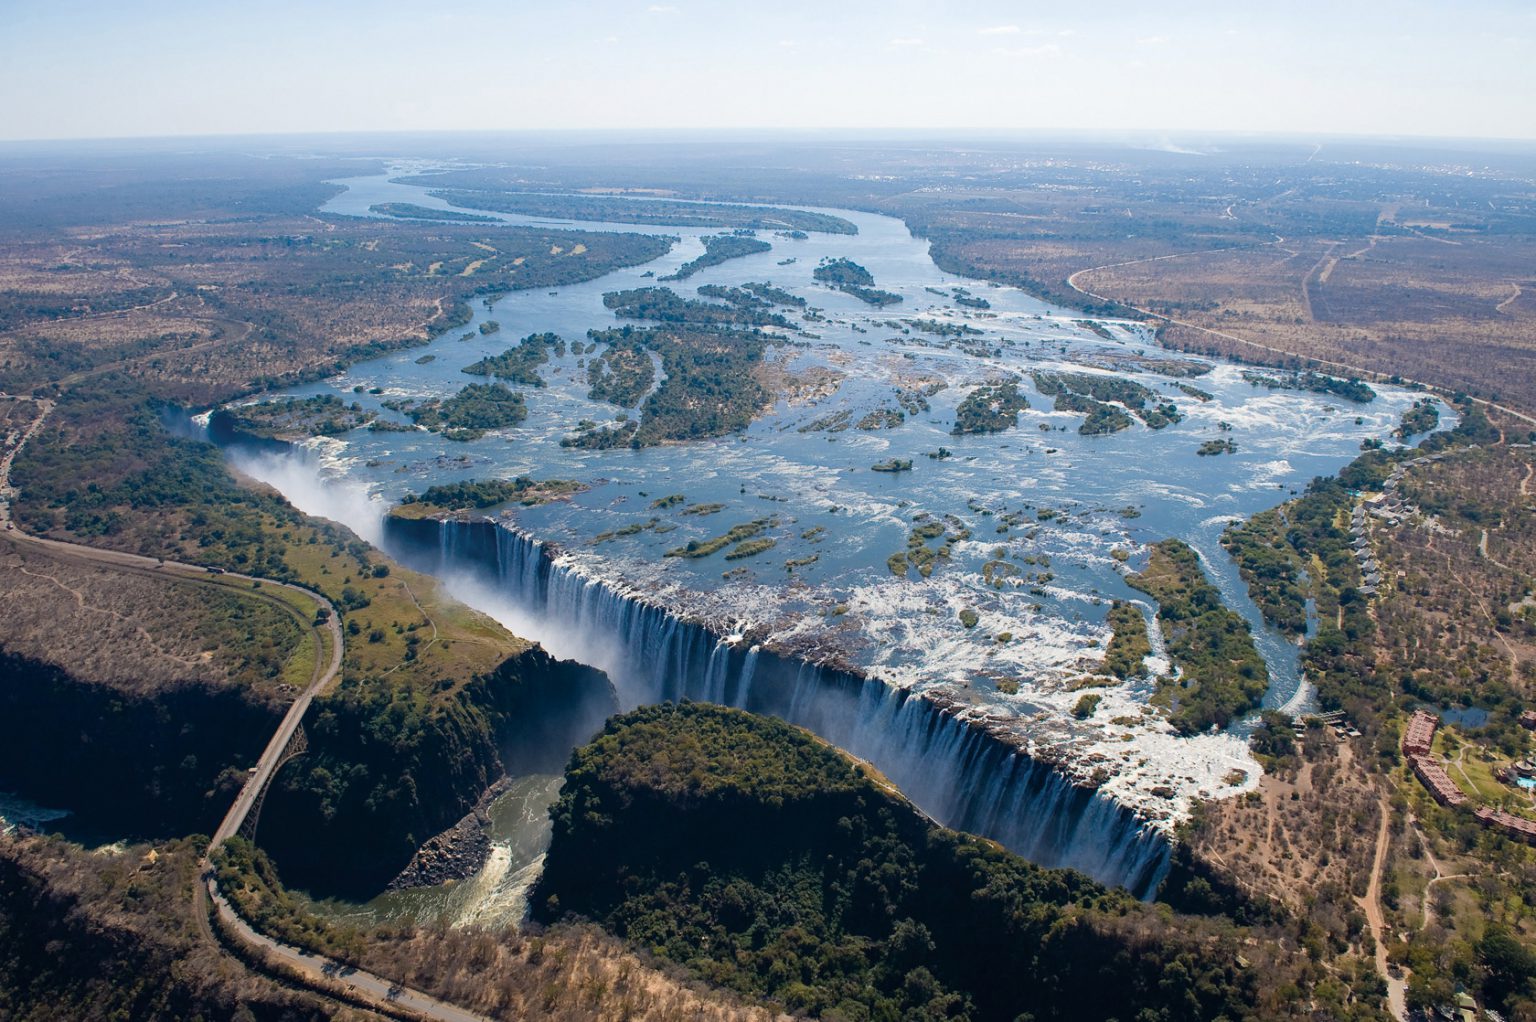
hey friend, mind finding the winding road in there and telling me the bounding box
[1,394,494,1022]
[1066,259,1536,430]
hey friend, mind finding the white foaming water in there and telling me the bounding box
[217,169,1456,896]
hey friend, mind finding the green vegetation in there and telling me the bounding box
[461,331,557,387]
[560,418,638,449]
[431,190,858,234]
[602,286,792,329]
[870,458,912,472]
[1198,438,1239,456]
[1103,601,1152,679]
[1056,391,1134,435]
[1032,371,1182,431]
[1242,370,1376,403]
[396,476,584,513]
[574,325,776,446]
[534,703,1275,1022]
[479,320,501,335]
[369,202,499,223]
[398,382,527,439]
[1128,539,1268,733]
[813,257,903,306]
[1073,693,1103,719]
[907,318,983,338]
[740,281,807,308]
[1248,709,1299,763]
[213,838,364,963]
[889,517,965,580]
[856,407,905,430]
[1220,507,1310,635]
[666,520,772,559]
[724,537,776,560]
[813,257,873,287]
[952,380,1029,435]
[660,234,773,281]
[212,394,376,440]
[1396,398,1440,438]
[586,336,655,407]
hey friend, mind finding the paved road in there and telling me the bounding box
[208,882,494,1022]
[207,574,342,847]
[1066,262,1536,429]
[1,394,494,1022]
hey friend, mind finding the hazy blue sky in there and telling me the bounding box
[3,0,1533,141]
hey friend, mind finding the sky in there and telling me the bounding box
[2,0,1534,142]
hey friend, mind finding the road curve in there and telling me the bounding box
[0,527,344,853]
[2,395,495,1022]
[1065,263,1536,429]
[207,882,495,1022]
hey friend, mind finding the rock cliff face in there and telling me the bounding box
[0,840,335,1022]
[259,646,615,897]
[532,703,1260,1022]
[383,511,1173,896]
[0,640,613,900]
[0,650,281,838]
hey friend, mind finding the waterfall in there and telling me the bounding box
[385,513,1173,898]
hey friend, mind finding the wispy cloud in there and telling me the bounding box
[979,24,1020,36]
[646,4,678,13]
[888,37,925,47]
[993,43,1062,58]
[1136,34,1169,46]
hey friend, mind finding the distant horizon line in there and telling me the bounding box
[2,126,1535,150]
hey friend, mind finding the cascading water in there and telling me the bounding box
[388,512,1173,898]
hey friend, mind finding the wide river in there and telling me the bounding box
[225,164,1445,921]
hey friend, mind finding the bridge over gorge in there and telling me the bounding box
[1,394,495,1022]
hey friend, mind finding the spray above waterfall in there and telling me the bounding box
[385,511,1174,897]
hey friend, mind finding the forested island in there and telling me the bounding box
[585,335,656,407]
[1242,369,1376,403]
[1031,371,1183,432]
[211,394,376,441]
[660,233,773,280]
[1128,539,1268,732]
[562,324,775,447]
[602,286,793,329]
[952,380,1029,434]
[813,257,903,306]
[461,331,558,387]
[428,189,858,234]
[369,202,500,223]
[390,382,529,440]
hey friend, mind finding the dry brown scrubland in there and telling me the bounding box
[0,834,351,1022]
[0,216,664,405]
[1075,233,1536,413]
[1187,430,1536,1000]
[1190,732,1381,923]
[361,925,788,1022]
[1,831,778,1022]
[0,539,309,695]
